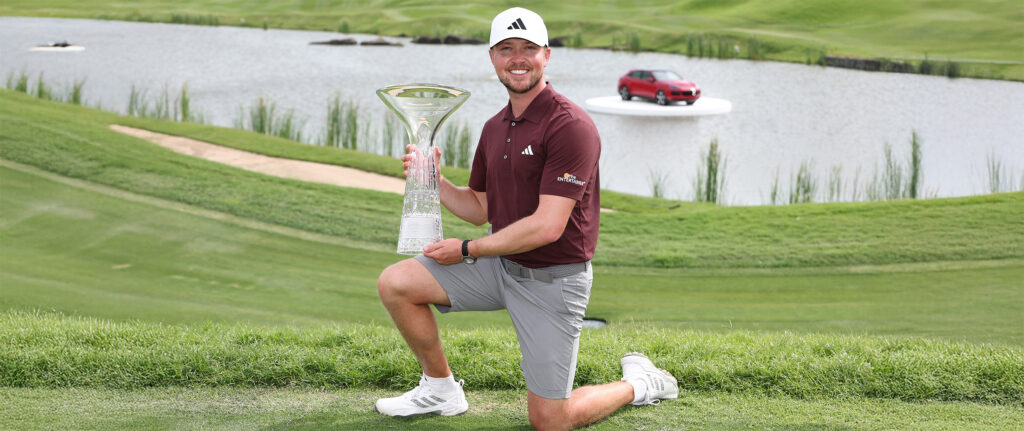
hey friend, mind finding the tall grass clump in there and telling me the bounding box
[33,73,53,100]
[323,94,361,150]
[986,153,1021,193]
[907,131,923,198]
[7,72,25,92]
[126,85,147,117]
[170,13,220,26]
[827,165,843,202]
[865,132,925,201]
[693,138,727,203]
[687,33,744,59]
[789,160,817,204]
[67,79,85,105]
[439,120,473,168]
[768,168,782,205]
[237,96,304,142]
[647,168,670,199]
[627,31,641,53]
[125,83,198,122]
[380,111,403,158]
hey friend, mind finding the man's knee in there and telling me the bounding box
[377,258,446,306]
[377,260,414,303]
[528,394,570,431]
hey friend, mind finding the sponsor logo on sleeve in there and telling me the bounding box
[557,172,586,186]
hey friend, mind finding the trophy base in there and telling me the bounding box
[396,213,443,255]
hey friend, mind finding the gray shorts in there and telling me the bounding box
[414,255,593,399]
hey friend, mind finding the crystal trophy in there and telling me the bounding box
[376,84,470,255]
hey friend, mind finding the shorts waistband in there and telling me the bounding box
[500,258,589,283]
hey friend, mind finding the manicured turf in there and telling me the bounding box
[2,0,1022,80]
[3,387,1023,431]
[3,162,1022,344]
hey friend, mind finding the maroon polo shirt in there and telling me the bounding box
[469,84,601,268]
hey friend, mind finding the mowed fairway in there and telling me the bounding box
[4,163,1022,344]
[1,90,1022,429]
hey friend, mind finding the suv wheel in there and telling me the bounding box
[656,90,668,105]
[619,86,631,101]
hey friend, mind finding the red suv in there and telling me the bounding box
[618,69,701,105]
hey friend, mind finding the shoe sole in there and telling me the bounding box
[374,404,469,418]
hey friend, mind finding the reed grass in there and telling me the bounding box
[33,73,52,101]
[439,120,473,168]
[986,153,1013,194]
[323,94,343,148]
[169,13,219,26]
[125,83,197,122]
[768,168,782,205]
[380,110,402,158]
[687,34,746,59]
[908,130,922,198]
[864,133,924,202]
[67,79,85,105]
[693,138,727,203]
[827,165,843,202]
[126,85,147,117]
[237,96,304,142]
[789,160,817,204]
[647,168,670,199]
[178,83,191,122]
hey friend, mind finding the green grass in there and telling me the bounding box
[4,387,1021,431]
[3,160,1022,345]
[4,311,1022,405]
[2,0,1022,80]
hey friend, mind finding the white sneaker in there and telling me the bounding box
[621,352,678,405]
[374,375,469,417]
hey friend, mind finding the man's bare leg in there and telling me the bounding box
[376,258,453,378]
[527,382,634,431]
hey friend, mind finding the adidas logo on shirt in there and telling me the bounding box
[507,18,527,30]
[521,145,534,155]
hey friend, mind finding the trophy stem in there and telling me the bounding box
[396,136,443,254]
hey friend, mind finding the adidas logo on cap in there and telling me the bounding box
[490,7,548,48]
[507,18,527,30]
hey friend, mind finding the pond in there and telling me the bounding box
[2,17,1022,205]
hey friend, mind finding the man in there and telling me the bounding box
[375,7,678,430]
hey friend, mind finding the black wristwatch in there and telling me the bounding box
[461,239,477,264]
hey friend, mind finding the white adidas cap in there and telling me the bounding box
[489,7,548,48]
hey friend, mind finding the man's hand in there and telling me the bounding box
[402,144,442,179]
[423,238,464,265]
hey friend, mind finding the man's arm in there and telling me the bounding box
[423,194,575,265]
[439,175,488,226]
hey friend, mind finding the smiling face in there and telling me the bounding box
[489,38,550,95]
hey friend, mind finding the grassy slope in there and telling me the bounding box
[2,0,1022,80]
[2,91,1023,345]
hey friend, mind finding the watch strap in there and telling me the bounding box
[461,239,471,258]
